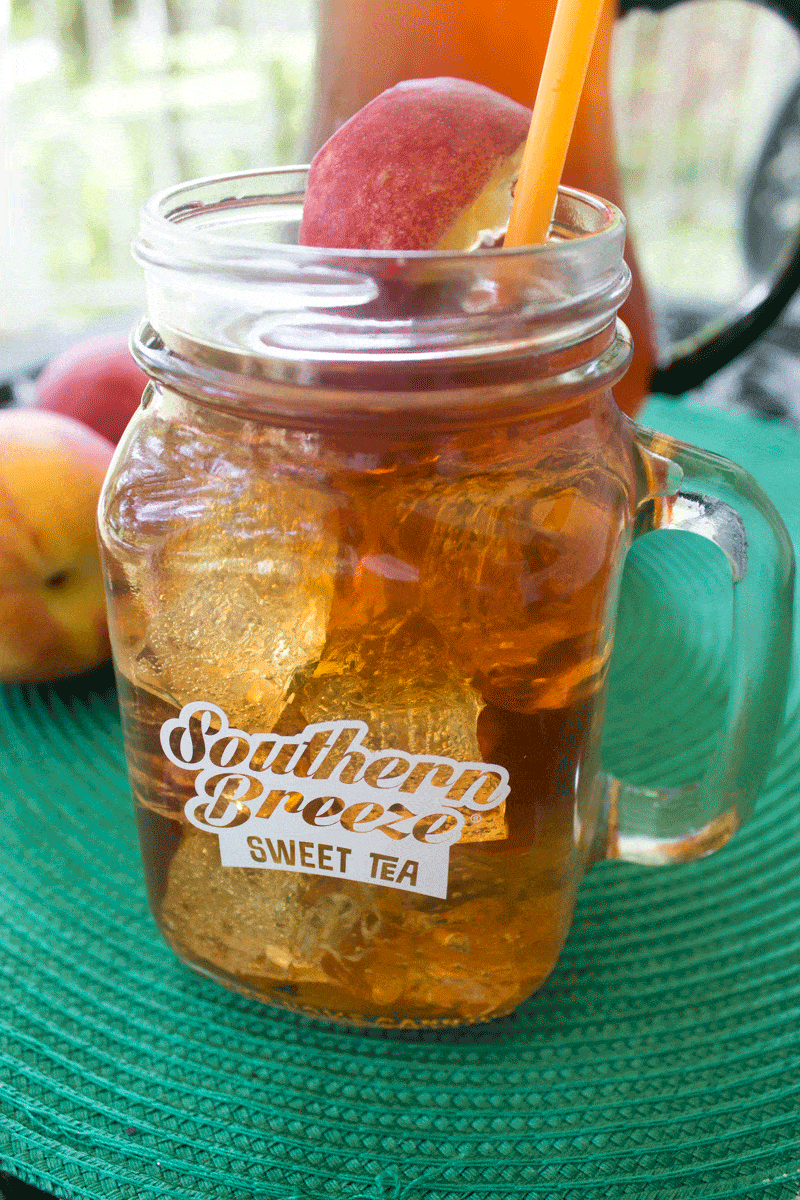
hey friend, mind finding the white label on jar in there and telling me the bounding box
[160,701,509,900]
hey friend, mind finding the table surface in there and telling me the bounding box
[1,397,799,1200]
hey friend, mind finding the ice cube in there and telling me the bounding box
[392,474,616,710]
[101,396,340,729]
[160,829,382,984]
[286,610,504,843]
[136,476,337,730]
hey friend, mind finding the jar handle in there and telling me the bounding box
[598,422,794,863]
[617,0,800,395]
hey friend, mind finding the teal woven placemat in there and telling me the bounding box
[1,398,799,1200]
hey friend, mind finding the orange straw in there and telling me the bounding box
[504,0,607,247]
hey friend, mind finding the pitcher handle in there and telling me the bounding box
[598,422,794,863]
[618,0,800,395]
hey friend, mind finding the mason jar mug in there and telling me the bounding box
[97,169,794,1028]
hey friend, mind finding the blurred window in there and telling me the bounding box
[1,0,799,359]
[1,0,313,342]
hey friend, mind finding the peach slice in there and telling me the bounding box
[299,77,532,252]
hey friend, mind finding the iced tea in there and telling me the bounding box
[99,374,636,1026]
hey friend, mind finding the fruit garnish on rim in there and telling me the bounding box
[300,0,608,253]
[298,77,531,252]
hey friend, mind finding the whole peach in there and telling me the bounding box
[0,409,115,683]
[299,77,532,251]
[33,332,148,445]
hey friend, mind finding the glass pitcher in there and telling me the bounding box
[97,169,793,1028]
[306,0,800,417]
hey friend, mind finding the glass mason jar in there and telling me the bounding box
[98,168,793,1028]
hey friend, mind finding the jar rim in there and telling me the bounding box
[134,165,626,271]
[132,166,631,401]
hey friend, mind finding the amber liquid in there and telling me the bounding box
[121,677,601,1025]
[100,386,635,1026]
[308,0,656,417]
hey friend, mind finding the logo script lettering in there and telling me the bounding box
[160,702,509,899]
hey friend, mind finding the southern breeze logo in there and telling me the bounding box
[161,702,509,899]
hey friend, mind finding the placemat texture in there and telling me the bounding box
[1,397,798,1200]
